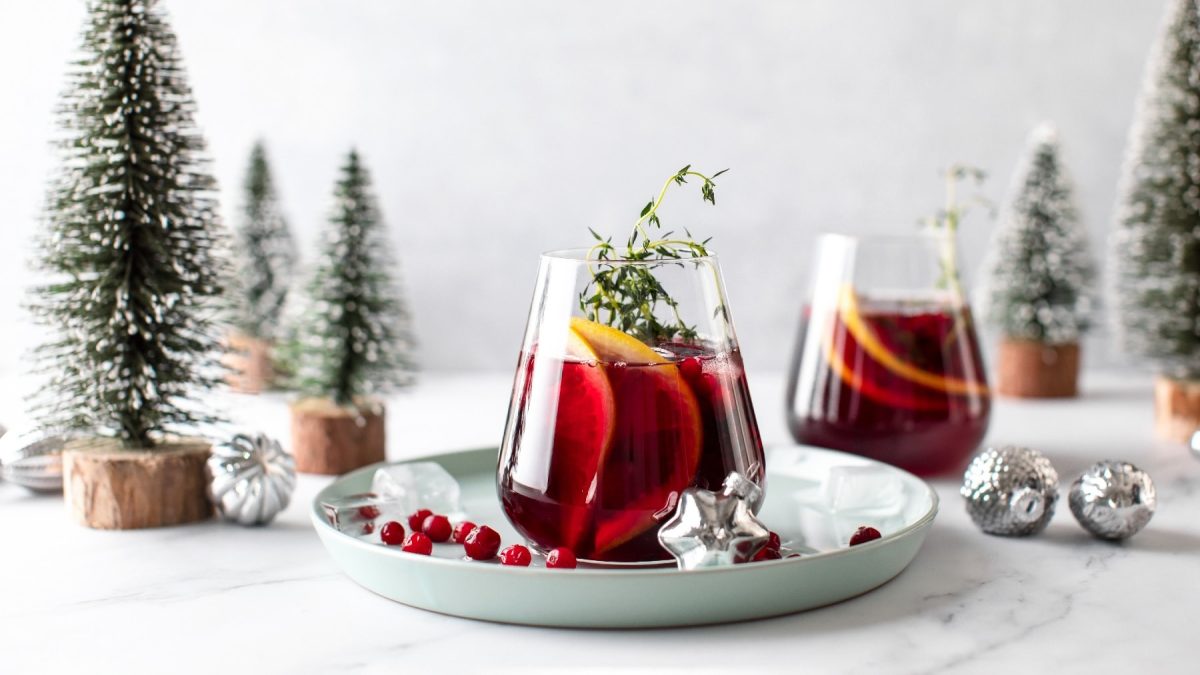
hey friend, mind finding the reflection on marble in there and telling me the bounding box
[0,372,1197,673]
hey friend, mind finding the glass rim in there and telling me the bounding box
[540,247,721,265]
[816,230,951,245]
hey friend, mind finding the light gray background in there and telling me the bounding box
[0,0,1169,377]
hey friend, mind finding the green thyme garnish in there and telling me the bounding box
[580,166,727,342]
[923,164,989,303]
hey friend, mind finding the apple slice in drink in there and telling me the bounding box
[568,318,703,558]
[541,326,615,551]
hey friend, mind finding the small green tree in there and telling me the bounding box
[295,150,415,405]
[1111,0,1200,379]
[230,141,296,341]
[982,124,1095,344]
[31,0,225,448]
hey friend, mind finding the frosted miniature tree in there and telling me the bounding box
[1111,0,1200,380]
[295,150,416,406]
[230,141,296,341]
[982,124,1095,345]
[31,0,225,448]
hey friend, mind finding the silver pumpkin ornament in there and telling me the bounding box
[1069,461,1156,540]
[961,445,1059,536]
[0,426,75,493]
[208,432,296,526]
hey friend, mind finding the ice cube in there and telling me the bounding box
[370,462,463,519]
[321,492,405,538]
[824,465,907,515]
[817,465,911,544]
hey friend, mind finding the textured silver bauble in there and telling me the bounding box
[0,427,75,493]
[207,432,296,526]
[1069,461,1156,540]
[961,445,1059,536]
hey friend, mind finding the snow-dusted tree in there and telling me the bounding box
[295,150,416,406]
[230,141,296,341]
[289,151,415,474]
[982,124,1094,397]
[983,124,1095,344]
[31,0,225,448]
[1111,0,1200,437]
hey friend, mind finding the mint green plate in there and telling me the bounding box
[311,445,938,627]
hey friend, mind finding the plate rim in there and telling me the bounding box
[310,443,940,577]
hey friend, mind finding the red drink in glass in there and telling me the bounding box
[500,337,763,563]
[787,294,990,476]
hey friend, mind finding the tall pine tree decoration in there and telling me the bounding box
[226,141,296,393]
[1111,0,1200,440]
[290,150,415,474]
[33,0,225,528]
[982,123,1095,398]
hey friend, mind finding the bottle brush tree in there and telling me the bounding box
[982,123,1095,398]
[226,141,297,392]
[1110,0,1200,440]
[290,150,416,474]
[31,0,225,528]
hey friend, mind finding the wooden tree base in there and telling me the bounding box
[290,398,386,475]
[996,340,1080,398]
[63,439,212,530]
[1154,376,1200,443]
[224,331,275,394]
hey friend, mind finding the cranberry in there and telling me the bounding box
[752,547,782,562]
[464,525,502,560]
[357,505,381,520]
[361,522,375,535]
[407,509,433,531]
[379,521,405,546]
[679,356,703,381]
[422,515,452,543]
[401,532,433,555]
[767,531,781,552]
[499,544,532,567]
[849,526,882,546]
[452,520,477,544]
[545,547,577,569]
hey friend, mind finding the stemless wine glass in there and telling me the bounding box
[498,249,764,564]
[786,232,990,476]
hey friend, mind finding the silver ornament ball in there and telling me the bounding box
[208,432,296,526]
[961,445,1059,536]
[1069,461,1156,540]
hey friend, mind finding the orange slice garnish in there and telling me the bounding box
[821,334,953,411]
[836,286,989,398]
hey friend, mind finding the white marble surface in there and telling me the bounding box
[1,371,1197,674]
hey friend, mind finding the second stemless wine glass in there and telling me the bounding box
[498,250,764,564]
[786,232,991,476]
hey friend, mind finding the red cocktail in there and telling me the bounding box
[500,318,764,563]
[788,291,990,475]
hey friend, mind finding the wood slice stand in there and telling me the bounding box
[224,331,275,394]
[290,398,385,475]
[996,339,1080,398]
[1154,376,1200,443]
[63,439,212,529]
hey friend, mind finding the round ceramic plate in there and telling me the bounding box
[311,445,938,628]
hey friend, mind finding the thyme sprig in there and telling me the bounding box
[923,164,990,304]
[580,166,727,342]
